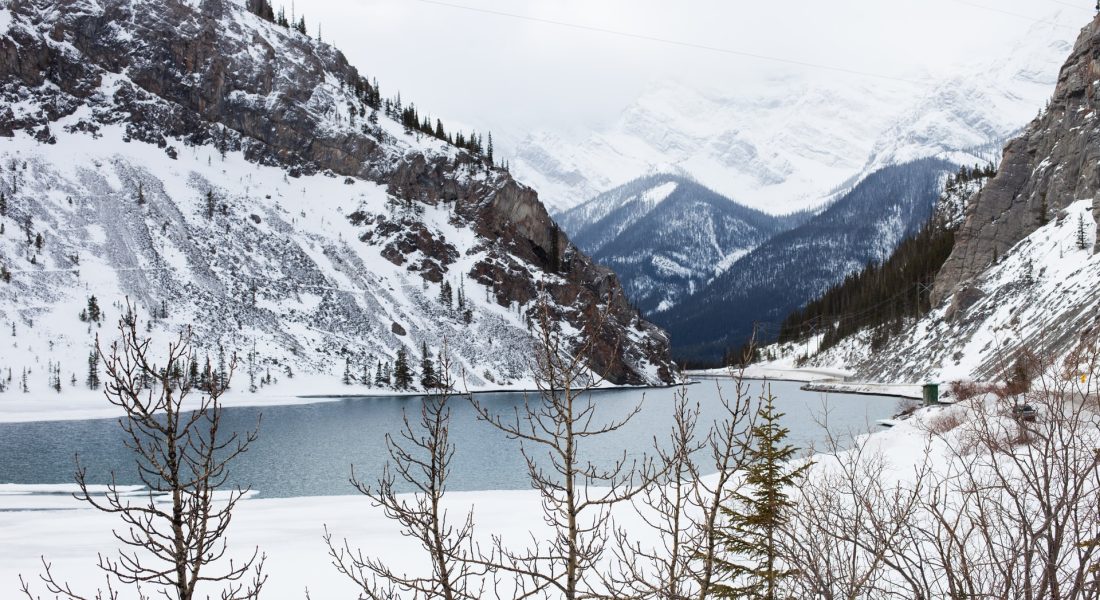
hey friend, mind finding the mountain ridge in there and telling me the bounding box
[0,0,675,393]
[557,174,797,315]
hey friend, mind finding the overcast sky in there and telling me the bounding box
[294,0,1090,141]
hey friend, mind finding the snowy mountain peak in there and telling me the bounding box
[510,13,1076,216]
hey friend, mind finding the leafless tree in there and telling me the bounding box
[602,364,758,600]
[20,301,265,600]
[910,340,1100,600]
[325,344,485,600]
[779,334,1100,600]
[781,416,934,600]
[467,294,660,600]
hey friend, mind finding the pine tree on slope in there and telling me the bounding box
[393,348,412,390]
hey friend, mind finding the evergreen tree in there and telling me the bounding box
[137,182,145,205]
[0,192,6,217]
[342,358,353,385]
[393,349,412,390]
[362,359,371,387]
[439,281,453,309]
[1077,213,1089,250]
[86,295,102,323]
[201,355,213,392]
[205,190,216,219]
[247,0,276,21]
[50,362,61,392]
[714,390,808,600]
[86,349,100,389]
[549,222,561,273]
[188,355,200,389]
[419,342,436,390]
[374,360,385,387]
[217,346,228,391]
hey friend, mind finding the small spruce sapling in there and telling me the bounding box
[714,388,809,600]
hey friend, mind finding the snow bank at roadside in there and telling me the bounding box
[687,366,922,400]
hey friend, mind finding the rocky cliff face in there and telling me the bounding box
[773,14,1100,384]
[934,14,1100,306]
[0,0,673,387]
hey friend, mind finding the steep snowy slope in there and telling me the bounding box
[557,174,798,314]
[0,0,675,400]
[806,200,1099,383]
[513,18,1075,215]
[657,158,954,362]
[763,13,1100,383]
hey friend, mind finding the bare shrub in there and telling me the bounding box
[20,301,265,600]
[948,379,992,402]
[925,408,965,435]
[603,366,758,600]
[467,294,661,600]
[326,346,484,600]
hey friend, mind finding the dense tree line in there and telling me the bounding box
[245,0,500,166]
[774,213,956,353]
[748,163,994,364]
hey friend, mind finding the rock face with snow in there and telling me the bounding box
[933,14,1100,306]
[0,0,675,391]
[556,174,796,314]
[835,199,1099,383]
[769,15,1100,383]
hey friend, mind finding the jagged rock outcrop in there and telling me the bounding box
[933,14,1100,306]
[0,0,673,386]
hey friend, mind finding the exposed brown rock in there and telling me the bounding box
[0,0,675,384]
[933,14,1100,306]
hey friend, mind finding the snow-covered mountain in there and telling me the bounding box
[556,174,800,314]
[656,158,954,362]
[0,0,675,399]
[763,13,1100,383]
[512,17,1075,216]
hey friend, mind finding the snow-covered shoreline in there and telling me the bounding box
[0,396,1021,599]
[687,367,923,400]
[0,376,683,425]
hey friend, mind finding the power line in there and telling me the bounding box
[948,0,1082,29]
[1046,0,1095,12]
[412,0,925,86]
[413,0,1082,85]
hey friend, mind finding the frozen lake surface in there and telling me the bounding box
[0,380,901,498]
